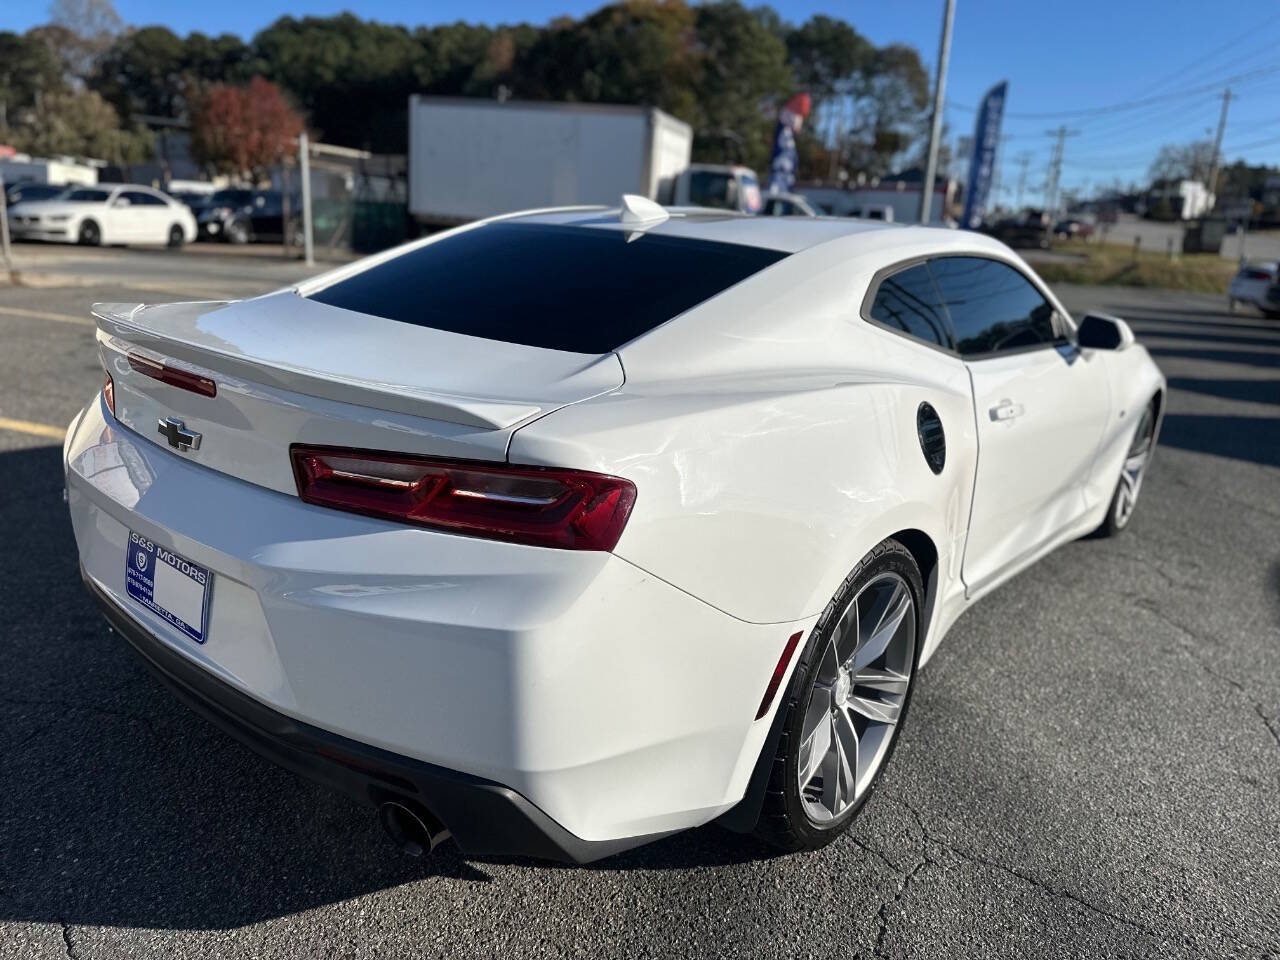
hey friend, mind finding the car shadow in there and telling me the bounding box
[1122,312,1280,334]
[0,445,779,933]
[1136,329,1280,350]
[1146,345,1280,369]
[1158,413,1280,468]
[1166,376,1280,407]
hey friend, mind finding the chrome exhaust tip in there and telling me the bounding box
[377,801,451,857]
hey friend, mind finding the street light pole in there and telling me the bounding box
[0,172,13,284]
[299,132,314,268]
[920,0,956,224]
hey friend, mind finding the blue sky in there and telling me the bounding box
[7,0,1280,200]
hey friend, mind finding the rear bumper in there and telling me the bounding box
[1229,279,1271,306]
[84,571,658,863]
[65,397,812,851]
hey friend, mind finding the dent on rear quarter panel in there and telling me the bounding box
[509,235,983,625]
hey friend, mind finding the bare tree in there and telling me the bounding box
[46,0,123,81]
[1147,140,1215,185]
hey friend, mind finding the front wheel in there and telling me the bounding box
[753,539,922,852]
[1094,400,1157,537]
[167,224,186,248]
[77,219,101,246]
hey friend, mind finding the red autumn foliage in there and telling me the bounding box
[191,76,304,180]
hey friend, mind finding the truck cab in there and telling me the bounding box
[674,164,763,214]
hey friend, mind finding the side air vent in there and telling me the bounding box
[917,403,945,475]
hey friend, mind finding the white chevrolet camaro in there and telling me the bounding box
[65,199,1164,861]
[8,183,197,247]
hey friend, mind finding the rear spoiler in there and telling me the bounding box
[91,300,556,430]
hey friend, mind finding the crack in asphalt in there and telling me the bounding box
[863,796,1189,955]
[1161,467,1280,522]
[1256,704,1280,752]
[849,836,914,876]
[0,883,81,959]
[1131,599,1280,767]
[61,921,80,960]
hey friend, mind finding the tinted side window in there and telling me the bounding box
[122,190,166,206]
[929,257,1057,356]
[66,188,110,203]
[867,264,951,348]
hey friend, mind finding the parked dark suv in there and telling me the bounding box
[197,189,301,244]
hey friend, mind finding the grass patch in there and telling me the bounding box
[1032,242,1235,294]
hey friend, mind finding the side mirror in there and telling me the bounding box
[113,197,131,208]
[1077,312,1135,351]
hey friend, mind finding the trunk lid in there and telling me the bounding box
[94,292,624,495]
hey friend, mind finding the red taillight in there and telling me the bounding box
[103,371,115,417]
[290,446,637,551]
[127,352,216,397]
[755,631,804,721]
[1244,269,1274,281]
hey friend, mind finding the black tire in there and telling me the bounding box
[1093,400,1158,538]
[753,538,923,852]
[226,220,251,244]
[78,219,101,246]
[167,224,185,248]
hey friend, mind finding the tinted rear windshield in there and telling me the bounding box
[309,222,788,354]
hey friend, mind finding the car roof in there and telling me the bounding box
[511,206,995,256]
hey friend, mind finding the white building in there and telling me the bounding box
[1148,180,1214,220]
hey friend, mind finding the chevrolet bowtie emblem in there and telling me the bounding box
[157,417,201,452]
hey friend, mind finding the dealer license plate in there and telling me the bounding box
[125,531,212,643]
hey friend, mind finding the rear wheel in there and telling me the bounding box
[753,539,922,852]
[1094,400,1157,537]
[167,224,185,248]
[78,219,101,246]
[226,220,250,244]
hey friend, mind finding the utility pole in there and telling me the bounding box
[920,0,956,223]
[1206,87,1231,202]
[1043,126,1079,215]
[1014,151,1033,210]
[988,134,1010,216]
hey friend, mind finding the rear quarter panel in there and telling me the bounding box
[511,238,982,648]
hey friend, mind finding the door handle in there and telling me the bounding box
[989,400,1025,422]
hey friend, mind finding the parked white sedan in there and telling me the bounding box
[65,199,1164,862]
[7,184,197,247]
[1228,261,1279,316]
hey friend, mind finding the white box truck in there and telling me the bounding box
[409,96,693,227]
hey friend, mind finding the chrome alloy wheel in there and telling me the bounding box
[1115,405,1156,528]
[796,572,916,824]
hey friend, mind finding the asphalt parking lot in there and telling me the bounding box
[0,250,1277,959]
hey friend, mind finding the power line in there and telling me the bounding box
[1126,12,1280,99]
[1013,151,1033,209]
[950,61,1280,120]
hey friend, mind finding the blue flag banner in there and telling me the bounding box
[962,81,1007,228]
